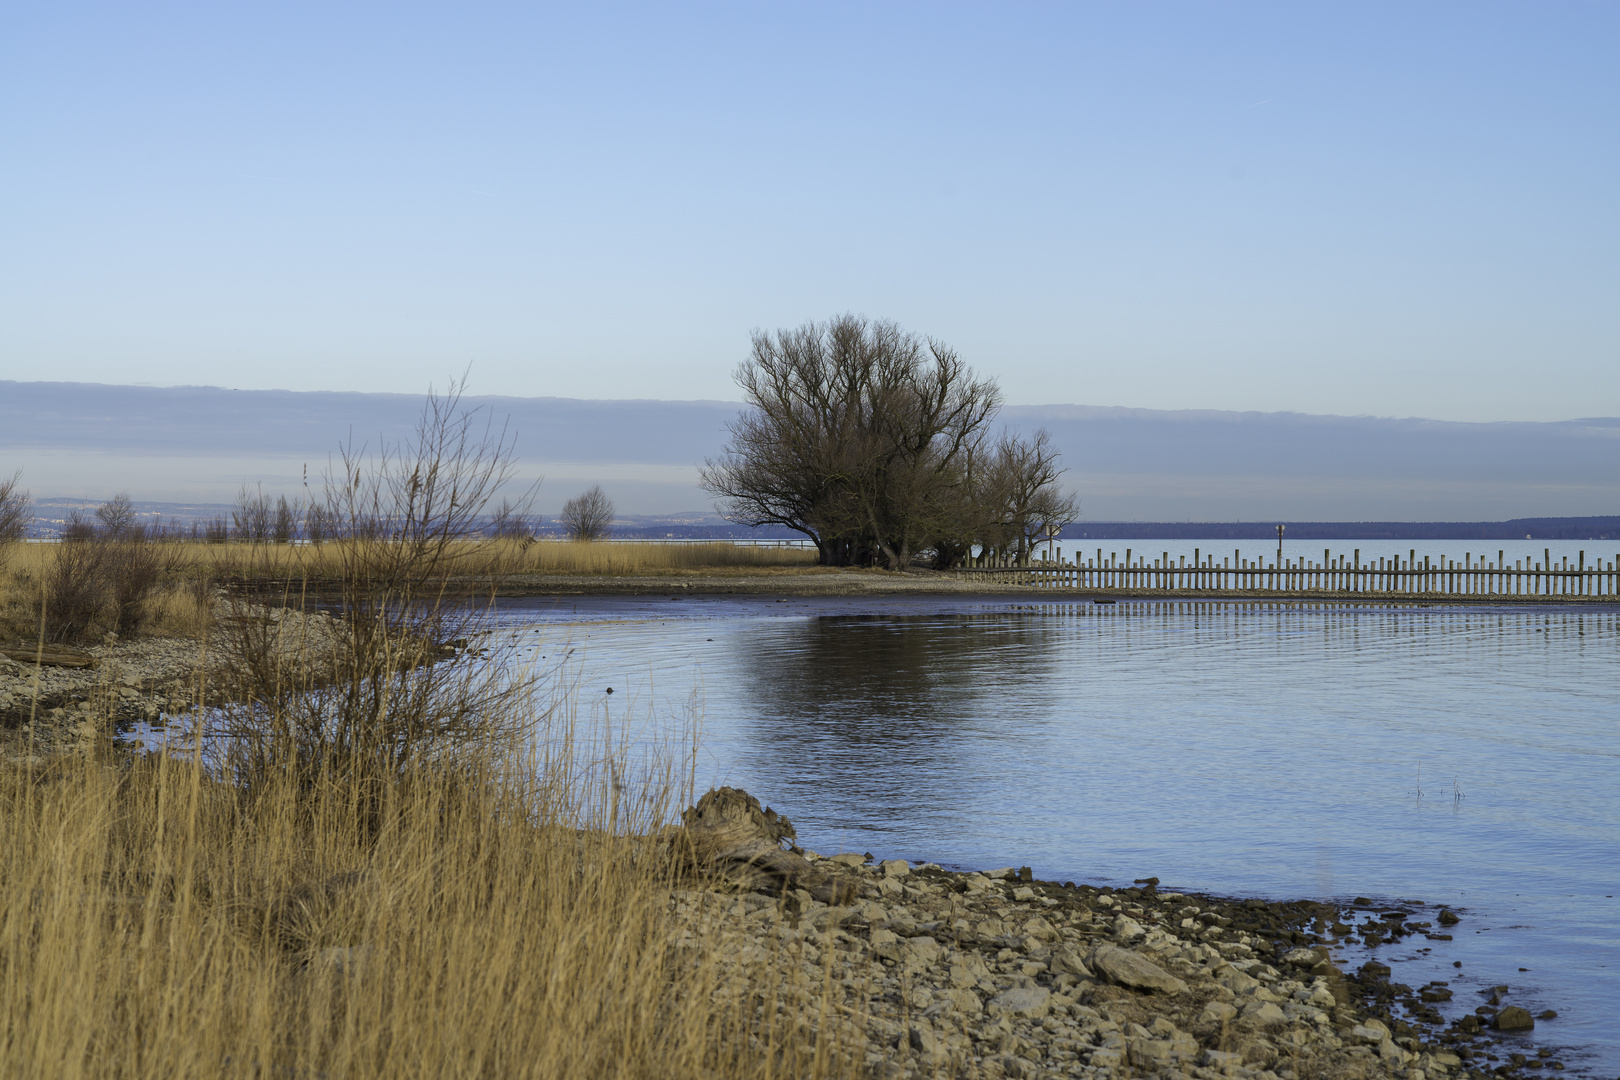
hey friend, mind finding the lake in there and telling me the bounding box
[494,585,1619,1075]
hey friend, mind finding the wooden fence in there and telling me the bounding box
[955,547,1620,600]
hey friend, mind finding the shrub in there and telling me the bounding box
[0,469,29,573]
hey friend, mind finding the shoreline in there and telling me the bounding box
[677,847,1561,1079]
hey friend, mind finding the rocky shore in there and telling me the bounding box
[660,789,1572,1080]
[0,601,348,749]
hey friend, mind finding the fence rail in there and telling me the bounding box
[954,547,1620,600]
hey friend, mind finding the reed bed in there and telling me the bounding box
[0,539,818,642]
[0,694,846,1080]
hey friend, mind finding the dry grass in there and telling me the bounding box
[0,539,818,641]
[0,700,847,1080]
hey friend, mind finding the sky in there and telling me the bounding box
[3,2,1617,422]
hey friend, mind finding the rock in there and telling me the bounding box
[1200,1048,1244,1072]
[1087,943,1188,995]
[903,936,942,967]
[879,859,910,878]
[1047,944,1092,979]
[986,985,1050,1018]
[869,928,901,961]
[1494,1005,1535,1031]
[669,788,858,904]
[1200,1001,1238,1023]
[1437,908,1460,925]
[1242,1000,1287,1026]
[1011,886,1035,901]
[1112,914,1146,942]
[1279,946,1319,966]
[828,853,867,867]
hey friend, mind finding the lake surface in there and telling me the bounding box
[494,590,1620,1075]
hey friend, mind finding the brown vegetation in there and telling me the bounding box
[700,314,1078,570]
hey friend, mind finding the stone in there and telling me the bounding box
[903,936,942,967]
[879,859,910,878]
[1201,1048,1244,1072]
[828,853,867,867]
[1011,886,1035,901]
[1047,944,1093,980]
[1437,908,1460,925]
[1279,946,1319,966]
[1241,1000,1287,1026]
[987,986,1051,1018]
[1112,914,1146,942]
[1087,943,1188,995]
[1494,1006,1534,1031]
[908,1024,942,1059]
[1200,1001,1238,1023]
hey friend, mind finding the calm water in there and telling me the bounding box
[495,591,1620,1075]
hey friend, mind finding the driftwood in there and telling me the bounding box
[668,787,858,906]
[0,643,98,669]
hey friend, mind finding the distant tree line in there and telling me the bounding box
[700,315,1078,569]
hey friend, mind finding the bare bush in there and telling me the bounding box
[213,379,541,796]
[61,509,97,543]
[41,525,164,643]
[204,515,229,543]
[233,484,273,543]
[559,485,613,541]
[0,469,30,573]
[487,497,536,541]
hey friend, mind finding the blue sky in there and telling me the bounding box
[3,2,1616,421]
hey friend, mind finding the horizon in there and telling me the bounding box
[3,380,1617,522]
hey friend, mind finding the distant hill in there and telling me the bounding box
[2,381,1617,521]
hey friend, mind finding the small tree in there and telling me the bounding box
[273,495,299,544]
[559,486,613,541]
[0,470,30,572]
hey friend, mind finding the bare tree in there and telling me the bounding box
[0,470,30,572]
[96,492,140,539]
[983,429,1078,565]
[273,495,299,544]
[701,315,1000,569]
[233,484,273,543]
[559,485,613,541]
[488,497,536,541]
[303,502,335,543]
